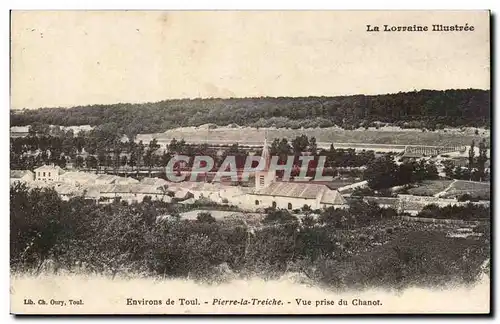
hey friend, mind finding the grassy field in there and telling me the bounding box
[138,126,488,148]
[443,181,491,200]
[407,180,490,200]
[407,180,455,196]
[452,180,491,192]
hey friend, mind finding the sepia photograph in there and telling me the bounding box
[9,10,491,315]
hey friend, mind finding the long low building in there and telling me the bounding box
[10,170,34,184]
[244,182,348,211]
[89,183,172,204]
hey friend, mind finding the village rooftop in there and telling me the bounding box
[165,154,334,183]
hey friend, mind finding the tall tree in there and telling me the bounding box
[120,155,128,167]
[477,139,488,182]
[364,155,399,190]
[136,141,145,170]
[74,156,84,169]
[86,155,98,170]
[291,135,309,156]
[97,150,107,171]
[468,140,475,180]
[308,137,318,155]
[113,144,122,172]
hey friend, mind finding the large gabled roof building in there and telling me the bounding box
[248,181,347,210]
[242,138,348,211]
[10,170,34,184]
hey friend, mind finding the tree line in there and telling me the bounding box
[10,131,377,175]
[11,89,490,138]
[441,139,490,182]
[363,155,439,191]
[417,203,490,221]
[11,183,489,288]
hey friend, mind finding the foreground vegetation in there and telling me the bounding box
[11,89,490,137]
[11,184,490,290]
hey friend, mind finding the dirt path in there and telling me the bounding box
[434,180,457,198]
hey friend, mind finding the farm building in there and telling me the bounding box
[54,183,85,201]
[10,170,34,184]
[34,164,63,182]
[95,174,120,185]
[88,183,172,204]
[239,138,347,210]
[95,174,138,185]
[10,126,30,138]
[165,181,247,203]
[140,177,169,187]
[438,147,491,170]
[401,145,466,160]
[60,125,93,134]
[59,171,99,186]
[246,182,348,210]
[336,180,368,193]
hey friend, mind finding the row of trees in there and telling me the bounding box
[268,136,376,167]
[11,89,490,137]
[443,161,491,182]
[10,132,165,172]
[440,138,490,182]
[364,156,439,190]
[468,139,489,181]
[417,204,490,221]
[10,130,378,173]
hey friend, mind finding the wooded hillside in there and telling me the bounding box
[11,89,490,137]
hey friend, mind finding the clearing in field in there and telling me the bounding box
[408,180,490,200]
[442,180,490,200]
[137,126,488,148]
[407,180,455,197]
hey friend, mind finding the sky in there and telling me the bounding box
[10,10,490,109]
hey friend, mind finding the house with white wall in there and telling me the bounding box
[34,165,63,182]
[245,182,347,211]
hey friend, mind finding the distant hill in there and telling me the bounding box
[10,89,490,138]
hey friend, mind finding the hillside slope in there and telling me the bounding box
[11,89,490,137]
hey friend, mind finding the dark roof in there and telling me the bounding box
[324,180,356,190]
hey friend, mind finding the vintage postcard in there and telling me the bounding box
[9,10,490,315]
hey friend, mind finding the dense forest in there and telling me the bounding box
[11,89,490,138]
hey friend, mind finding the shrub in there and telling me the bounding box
[263,209,298,225]
[196,212,216,223]
[10,182,490,289]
